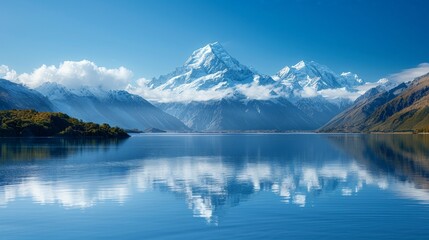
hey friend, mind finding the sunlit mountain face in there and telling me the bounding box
[141,43,369,131]
[321,73,429,133]
[1,134,429,225]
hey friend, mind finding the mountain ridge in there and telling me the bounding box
[157,97,316,131]
[0,79,54,112]
[320,73,429,132]
[150,42,275,97]
[36,82,189,131]
[146,43,365,131]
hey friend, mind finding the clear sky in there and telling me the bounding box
[1,0,428,81]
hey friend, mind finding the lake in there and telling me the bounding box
[1,134,429,239]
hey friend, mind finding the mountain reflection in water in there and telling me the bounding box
[0,138,126,162]
[0,134,428,223]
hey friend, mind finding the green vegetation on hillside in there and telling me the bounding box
[0,110,130,138]
[320,73,429,133]
[368,76,429,133]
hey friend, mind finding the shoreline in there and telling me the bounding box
[133,131,429,135]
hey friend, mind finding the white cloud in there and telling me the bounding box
[235,82,274,100]
[349,63,429,96]
[127,78,234,103]
[300,86,318,98]
[354,78,390,95]
[4,60,429,103]
[389,63,429,83]
[11,60,133,89]
[315,63,429,101]
[128,78,277,103]
[318,87,361,101]
[325,63,429,99]
[0,65,18,81]
[290,86,360,101]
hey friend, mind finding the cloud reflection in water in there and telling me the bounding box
[0,134,429,224]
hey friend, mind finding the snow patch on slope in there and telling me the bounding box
[135,42,276,103]
[272,61,366,101]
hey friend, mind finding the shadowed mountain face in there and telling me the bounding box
[0,79,53,112]
[293,96,350,127]
[158,98,316,131]
[321,73,429,132]
[150,43,359,131]
[0,78,188,132]
[36,82,189,131]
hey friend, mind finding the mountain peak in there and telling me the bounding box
[149,42,276,99]
[292,60,306,70]
[274,60,365,93]
[293,60,328,70]
[341,72,364,84]
[206,41,223,51]
[184,42,243,72]
[275,66,291,79]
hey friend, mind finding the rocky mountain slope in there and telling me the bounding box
[148,43,361,131]
[320,73,429,132]
[0,79,53,112]
[36,82,189,131]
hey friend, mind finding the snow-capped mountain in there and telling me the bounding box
[0,78,53,111]
[148,43,319,131]
[269,61,366,126]
[151,42,275,93]
[36,82,189,131]
[273,60,364,94]
[273,61,364,90]
[142,43,372,131]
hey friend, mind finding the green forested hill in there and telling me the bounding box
[0,110,130,138]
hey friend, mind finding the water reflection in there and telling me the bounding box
[0,138,127,162]
[0,134,429,223]
[328,134,429,204]
[132,158,390,222]
[328,134,429,187]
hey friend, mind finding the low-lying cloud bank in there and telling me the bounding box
[126,78,235,102]
[389,63,429,84]
[0,65,18,81]
[1,60,428,103]
[1,60,132,90]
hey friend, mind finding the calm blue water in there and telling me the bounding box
[1,134,429,239]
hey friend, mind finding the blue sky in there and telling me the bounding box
[1,0,428,81]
